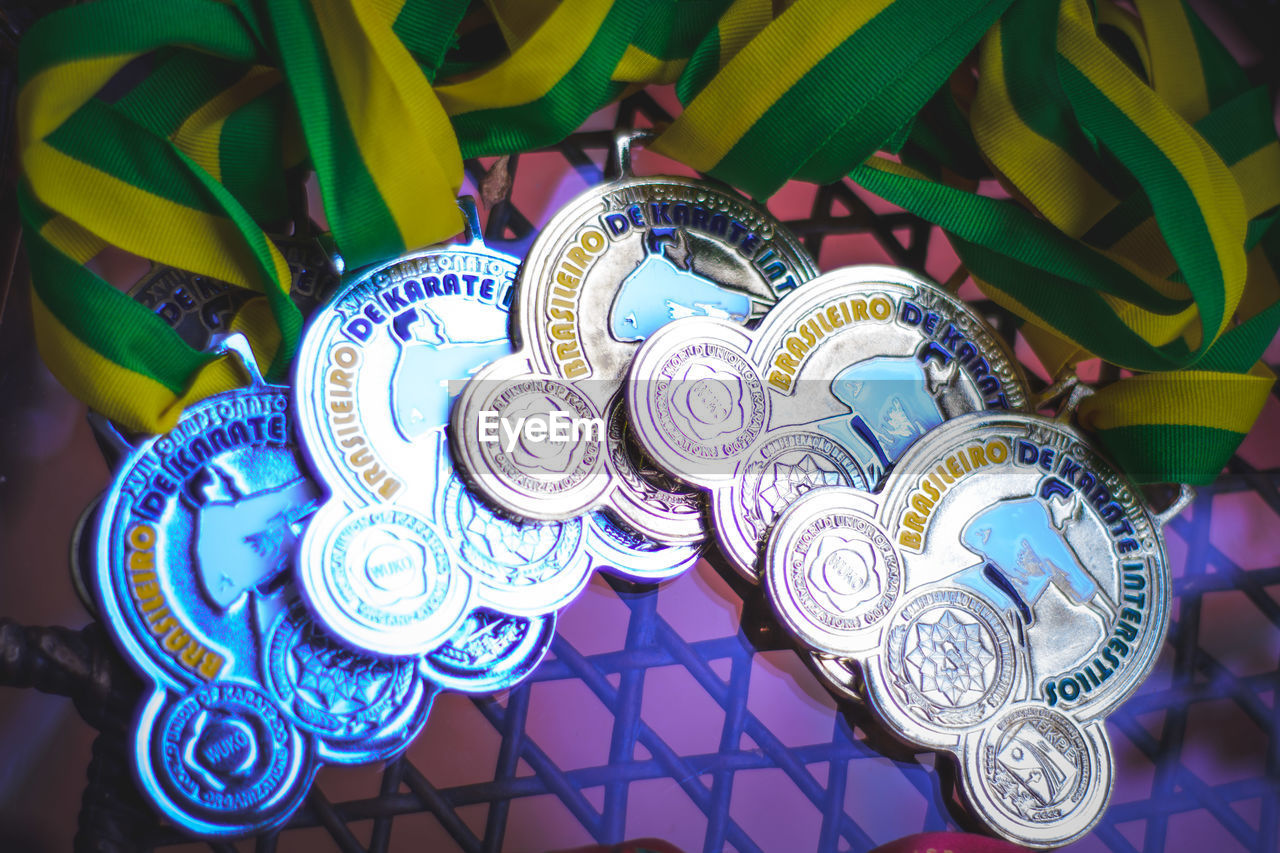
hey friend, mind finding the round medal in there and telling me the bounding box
[134,683,313,838]
[450,133,817,545]
[764,412,1172,847]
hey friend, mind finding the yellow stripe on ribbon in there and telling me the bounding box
[40,214,106,265]
[972,19,1118,239]
[1232,143,1280,220]
[1057,0,1247,346]
[436,0,615,114]
[613,46,686,85]
[17,54,135,150]
[311,0,463,250]
[1133,0,1209,122]
[172,66,282,182]
[715,0,774,70]
[652,0,894,172]
[25,141,291,293]
[1095,0,1151,79]
[1078,364,1275,433]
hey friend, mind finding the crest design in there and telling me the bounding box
[628,266,1029,580]
[451,161,815,547]
[764,413,1169,847]
[294,200,699,644]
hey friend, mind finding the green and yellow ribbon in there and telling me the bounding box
[16,0,1280,484]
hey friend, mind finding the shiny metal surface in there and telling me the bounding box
[419,608,556,694]
[292,199,697,654]
[626,266,1030,582]
[763,412,1172,847]
[91,337,437,836]
[450,133,818,543]
[4,92,1274,851]
[132,680,315,838]
[127,233,333,349]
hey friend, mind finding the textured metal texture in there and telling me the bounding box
[1,75,1278,853]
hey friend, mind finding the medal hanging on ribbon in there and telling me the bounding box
[90,335,440,837]
[14,0,1278,845]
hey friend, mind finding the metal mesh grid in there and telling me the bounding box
[0,82,1277,853]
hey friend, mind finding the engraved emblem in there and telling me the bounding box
[421,609,556,694]
[629,265,1030,580]
[263,600,431,761]
[963,706,1112,848]
[885,588,1015,728]
[768,492,902,655]
[92,336,435,836]
[764,412,1170,847]
[293,199,699,644]
[137,682,311,837]
[299,502,469,656]
[451,133,816,545]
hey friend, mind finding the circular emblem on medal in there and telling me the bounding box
[149,681,309,834]
[263,601,428,761]
[651,338,769,464]
[878,587,1017,734]
[421,609,556,694]
[765,489,901,657]
[962,705,1112,848]
[441,474,592,614]
[299,502,471,657]
[473,377,604,497]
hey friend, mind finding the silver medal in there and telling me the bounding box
[450,131,817,545]
[92,335,437,837]
[763,411,1180,847]
[625,266,1030,581]
[129,232,333,347]
[293,198,697,657]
